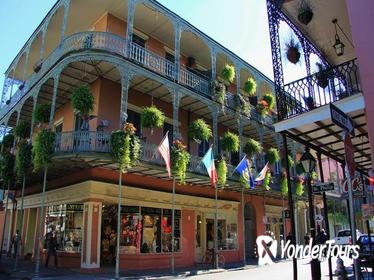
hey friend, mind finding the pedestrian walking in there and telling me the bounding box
[11,230,21,258]
[45,227,58,268]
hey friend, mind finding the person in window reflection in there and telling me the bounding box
[45,227,58,268]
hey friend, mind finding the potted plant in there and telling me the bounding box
[221,64,235,84]
[33,104,51,127]
[233,94,251,117]
[262,171,271,191]
[281,155,294,169]
[171,139,190,184]
[5,99,11,105]
[266,147,280,165]
[213,80,226,112]
[14,120,31,140]
[243,77,257,97]
[295,176,304,196]
[188,119,212,144]
[256,93,275,117]
[280,172,288,197]
[304,96,315,110]
[32,129,56,172]
[285,38,301,64]
[216,155,227,187]
[315,62,333,89]
[140,106,165,134]
[263,93,275,111]
[243,138,263,158]
[298,0,314,26]
[221,131,239,155]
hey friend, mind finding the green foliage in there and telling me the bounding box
[216,158,227,187]
[213,80,226,107]
[311,171,318,180]
[1,134,14,151]
[243,77,257,96]
[14,121,31,139]
[141,106,165,129]
[266,147,280,165]
[33,104,50,124]
[221,131,239,154]
[233,94,251,117]
[262,171,271,191]
[16,142,32,180]
[188,119,212,142]
[110,123,140,171]
[0,153,15,182]
[256,101,268,116]
[263,93,276,110]
[71,85,94,117]
[281,155,295,168]
[280,173,288,197]
[32,129,56,171]
[244,138,263,158]
[295,177,304,196]
[221,64,235,83]
[171,140,190,184]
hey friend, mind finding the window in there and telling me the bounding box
[120,206,141,254]
[55,123,63,133]
[198,140,210,157]
[45,204,83,253]
[132,34,146,48]
[165,52,175,63]
[74,113,88,131]
[165,52,175,78]
[127,110,141,137]
[206,218,238,251]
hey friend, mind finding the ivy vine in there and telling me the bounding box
[171,139,190,184]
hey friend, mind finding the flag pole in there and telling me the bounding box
[171,176,176,274]
[241,187,246,266]
[214,183,218,269]
[115,171,122,280]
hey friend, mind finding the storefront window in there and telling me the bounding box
[161,209,181,253]
[120,206,141,254]
[206,219,238,251]
[45,204,83,252]
[140,207,161,253]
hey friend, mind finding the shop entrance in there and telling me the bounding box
[244,203,256,259]
[101,204,117,266]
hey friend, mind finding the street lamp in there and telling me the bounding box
[332,19,345,57]
[300,147,321,280]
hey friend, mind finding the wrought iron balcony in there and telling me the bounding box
[178,65,210,96]
[277,59,361,120]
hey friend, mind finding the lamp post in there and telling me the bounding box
[300,147,320,280]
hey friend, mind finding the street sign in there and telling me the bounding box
[344,133,356,178]
[312,182,334,193]
[330,103,355,136]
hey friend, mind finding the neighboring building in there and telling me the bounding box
[266,0,373,238]
[0,0,298,272]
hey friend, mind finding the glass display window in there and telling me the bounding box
[161,209,181,253]
[140,207,161,253]
[120,206,141,254]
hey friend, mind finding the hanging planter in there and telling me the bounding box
[285,38,301,64]
[280,172,288,197]
[171,139,190,184]
[262,171,271,191]
[216,156,227,187]
[243,77,257,97]
[33,61,43,73]
[243,138,263,158]
[256,100,268,117]
[0,152,15,183]
[315,62,333,89]
[188,119,212,144]
[213,80,226,112]
[221,64,235,84]
[14,121,31,140]
[33,104,51,126]
[16,142,32,181]
[262,93,275,111]
[298,0,314,26]
[221,131,239,154]
[266,147,280,165]
[1,134,15,152]
[295,176,305,196]
[281,155,295,169]
[233,94,251,117]
[141,106,165,134]
[110,123,141,171]
[32,129,56,171]
[71,85,94,120]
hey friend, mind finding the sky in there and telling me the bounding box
[0,0,307,94]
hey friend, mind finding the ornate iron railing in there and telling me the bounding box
[129,42,175,80]
[277,59,361,120]
[54,131,111,153]
[179,65,210,96]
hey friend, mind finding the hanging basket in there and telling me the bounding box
[298,10,313,25]
[287,47,301,64]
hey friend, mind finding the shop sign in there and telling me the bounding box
[312,182,334,193]
[362,204,374,220]
[66,204,83,212]
[341,176,363,193]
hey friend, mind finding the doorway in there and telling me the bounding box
[244,203,256,259]
[101,204,117,266]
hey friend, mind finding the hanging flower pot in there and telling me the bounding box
[243,77,257,97]
[298,1,314,26]
[221,131,239,154]
[315,62,333,89]
[216,156,227,187]
[72,85,95,121]
[266,147,280,165]
[188,119,212,144]
[243,138,263,158]
[213,80,226,112]
[221,64,235,84]
[33,104,51,127]
[295,176,305,197]
[140,106,165,135]
[280,172,288,197]
[33,62,43,73]
[285,38,301,64]
[32,129,56,171]
[171,139,190,184]
[262,171,271,191]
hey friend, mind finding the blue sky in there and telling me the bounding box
[0,0,307,93]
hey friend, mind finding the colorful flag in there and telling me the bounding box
[255,162,269,182]
[235,156,255,189]
[201,146,217,187]
[158,131,171,178]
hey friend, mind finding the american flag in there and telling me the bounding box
[158,131,171,178]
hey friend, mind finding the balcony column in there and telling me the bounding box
[174,22,181,81]
[22,49,30,88]
[49,74,60,127]
[236,63,241,95]
[172,89,182,141]
[59,0,71,43]
[39,22,49,63]
[211,46,217,81]
[275,134,282,174]
[125,0,136,57]
[119,72,132,127]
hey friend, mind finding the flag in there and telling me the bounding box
[255,162,269,182]
[201,146,217,187]
[158,131,171,178]
[235,156,255,189]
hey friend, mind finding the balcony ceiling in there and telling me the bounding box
[282,0,355,65]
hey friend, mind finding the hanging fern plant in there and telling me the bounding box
[216,157,227,187]
[16,142,32,180]
[262,171,271,191]
[280,172,288,197]
[244,138,263,158]
[188,119,212,143]
[266,147,280,165]
[141,106,165,132]
[263,93,276,111]
[171,139,190,184]
[221,131,239,154]
[281,155,295,169]
[32,129,56,171]
[295,177,305,196]
[14,121,31,139]
[71,85,94,119]
[243,77,257,97]
[221,64,235,83]
[213,80,226,112]
[1,134,14,152]
[256,100,268,116]
[33,104,51,125]
[111,123,141,172]
[0,153,15,182]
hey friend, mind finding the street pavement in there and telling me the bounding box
[0,255,372,280]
